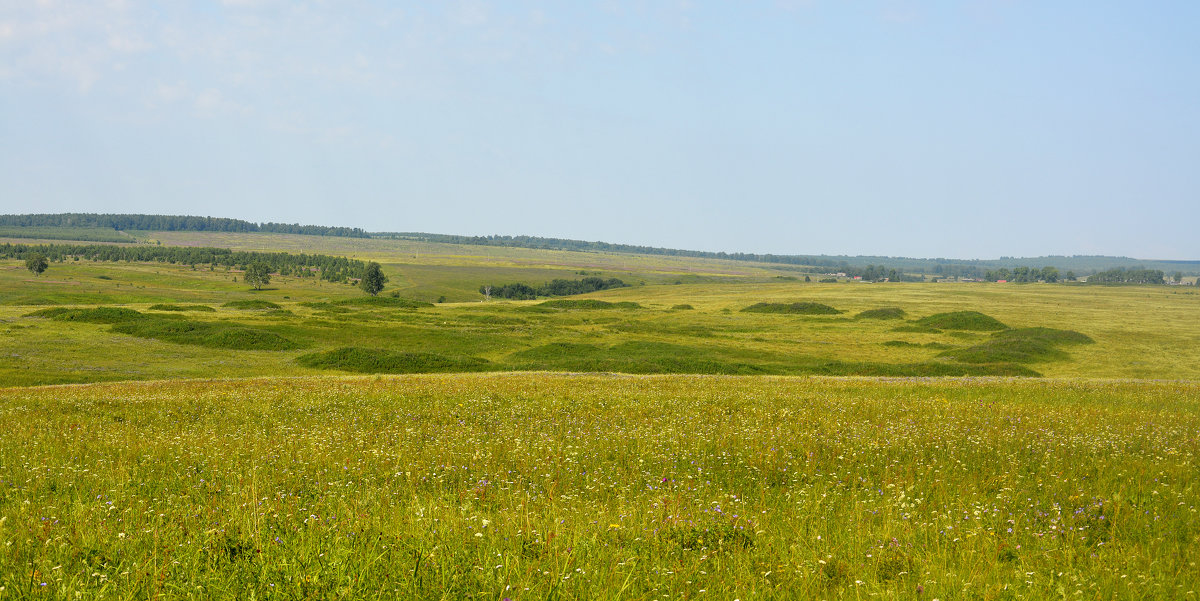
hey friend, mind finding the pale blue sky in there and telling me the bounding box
[2,1,1197,259]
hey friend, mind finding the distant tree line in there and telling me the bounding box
[482,277,628,300]
[0,214,368,238]
[1085,267,1165,285]
[982,266,1067,283]
[843,265,908,282]
[0,242,366,282]
[382,232,865,268]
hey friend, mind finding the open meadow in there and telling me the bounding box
[2,375,1198,599]
[1,232,1198,385]
[1,230,1199,599]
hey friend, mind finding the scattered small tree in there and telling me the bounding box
[25,253,48,277]
[480,284,492,301]
[360,262,387,296]
[243,263,272,290]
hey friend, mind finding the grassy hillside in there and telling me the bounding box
[2,248,1198,385]
[1,228,1198,598]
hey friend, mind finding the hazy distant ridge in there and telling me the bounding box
[1,214,1194,274]
[376,232,1200,275]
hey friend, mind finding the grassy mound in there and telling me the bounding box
[741,302,842,315]
[856,307,906,320]
[111,319,301,350]
[510,341,1042,377]
[333,297,433,309]
[883,340,921,347]
[992,327,1095,345]
[148,304,216,312]
[914,311,1007,331]
[671,304,695,310]
[296,347,490,373]
[536,299,642,310]
[223,300,282,310]
[511,341,768,375]
[941,327,1094,364]
[25,307,144,323]
[940,338,1068,364]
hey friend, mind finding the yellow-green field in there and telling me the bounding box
[1,233,1198,385]
[1,375,1197,599]
[1,231,1198,599]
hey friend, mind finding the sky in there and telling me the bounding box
[1,1,1198,260]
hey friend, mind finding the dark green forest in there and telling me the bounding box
[0,243,366,282]
[0,214,368,238]
[483,277,629,300]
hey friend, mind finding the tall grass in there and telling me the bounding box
[1,375,1196,599]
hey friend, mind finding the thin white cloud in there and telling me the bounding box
[107,33,149,53]
[193,88,251,117]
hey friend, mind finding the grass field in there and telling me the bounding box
[1,375,1197,599]
[1,245,1198,385]
[1,229,1198,599]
